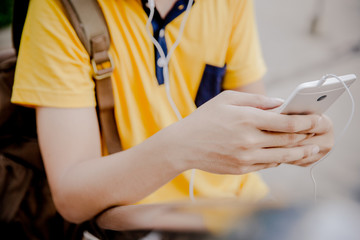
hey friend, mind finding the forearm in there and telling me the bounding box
[52,126,185,223]
[37,107,187,223]
[38,89,331,224]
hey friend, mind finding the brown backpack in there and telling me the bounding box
[0,0,121,238]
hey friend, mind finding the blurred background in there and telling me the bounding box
[1,0,359,239]
[0,0,12,50]
[0,0,359,223]
[254,0,360,204]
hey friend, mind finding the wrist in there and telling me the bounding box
[153,122,193,173]
[135,125,188,175]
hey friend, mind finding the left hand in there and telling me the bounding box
[286,114,334,167]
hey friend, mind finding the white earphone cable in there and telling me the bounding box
[310,74,355,201]
[146,0,196,202]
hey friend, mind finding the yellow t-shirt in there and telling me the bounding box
[12,0,268,203]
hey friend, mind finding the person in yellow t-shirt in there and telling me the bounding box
[12,0,333,224]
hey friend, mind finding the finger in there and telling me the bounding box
[217,91,284,110]
[259,132,310,148]
[252,110,321,133]
[240,162,281,174]
[298,115,333,134]
[240,145,320,164]
[297,132,334,153]
[287,153,323,167]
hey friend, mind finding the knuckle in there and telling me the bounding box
[285,118,298,132]
[253,95,267,108]
[281,152,293,163]
[304,147,314,158]
[237,151,251,163]
[243,136,257,149]
[286,133,298,145]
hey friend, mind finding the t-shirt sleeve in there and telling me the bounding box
[222,0,267,90]
[11,0,96,108]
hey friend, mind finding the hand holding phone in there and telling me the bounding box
[276,74,356,115]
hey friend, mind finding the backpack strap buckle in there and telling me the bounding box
[91,52,114,80]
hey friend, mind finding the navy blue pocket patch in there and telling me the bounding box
[195,64,226,107]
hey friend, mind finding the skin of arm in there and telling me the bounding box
[36,85,333,223]
[37,107,186,223]
[38,80,264,223]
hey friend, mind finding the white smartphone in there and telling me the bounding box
[277,74,356,114]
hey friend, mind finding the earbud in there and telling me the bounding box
[147,0,155,9]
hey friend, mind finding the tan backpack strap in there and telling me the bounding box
[60,0,109,56]
[92,35,122,154]
[61,0,122,153]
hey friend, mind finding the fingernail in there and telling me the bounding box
[312,145,320,155]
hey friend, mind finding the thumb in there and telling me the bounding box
[220,91,284,110]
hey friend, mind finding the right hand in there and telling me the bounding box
[166,90,323,174]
